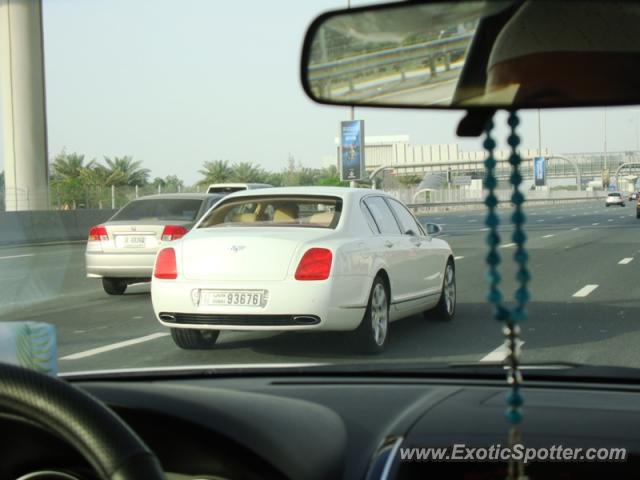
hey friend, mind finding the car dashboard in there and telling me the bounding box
[3,372,640,480]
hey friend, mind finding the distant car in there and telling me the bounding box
[151,187,456,353]
[637,197,640,219]
[86,193,224,295]
[605,192,625,207]
[206,183,273,194]
[629,192,638,201]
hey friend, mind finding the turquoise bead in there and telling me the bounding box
[512,191,525,204]
[485,212,499,225]
[506,390,524,407]
[514,250,529,263]
[487,251,500,265]
[484,197,498,208]
[512,308,527,322]
[486,270,501,283]
[515,287,530,303]
[510,172,523,184]
[484,176,497,189]
[512,211,526,224]
[507,113,520,128]
[505,408,523,424]
[487,232,500,245]
[516,270,531,283]
[507,134,520,147]
[487,289,502,303]
[512,230,526,243]
[485,158,497,169]
[483,138,496,150]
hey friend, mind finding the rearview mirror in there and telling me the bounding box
[425,223,442,236]
[301,1,640,110]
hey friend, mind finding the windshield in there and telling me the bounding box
[111,198,203,222]
[3,0,640,379]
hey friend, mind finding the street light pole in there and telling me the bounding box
[347,0,357,188]
[636,111,640,153]
[537,109,542,157]
[604,107,608,170]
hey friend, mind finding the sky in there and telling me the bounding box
[1,0,640,185]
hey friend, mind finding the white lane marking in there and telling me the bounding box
[468,219,477,223]
[480,227,490,231]
[500,243,516,248]
[537,219,545,222]
[542,234,554,238]
[592,223,599,226]
[556,217,564,219]
[480,341,524,362]
[572,285,599,298]
[608,219,614,222]
[434,217,443,220]
[60,332,170,360]
[619,258,634,265]
[454,256,464,260]
[571,227,580,231]
[0,254,35,260]
[571,214,577,217]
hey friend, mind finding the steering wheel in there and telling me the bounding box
[0,363,165,480]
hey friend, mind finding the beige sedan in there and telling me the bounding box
[85,193,223,295]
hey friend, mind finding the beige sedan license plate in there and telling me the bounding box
[199,290,266,307]
[115,235,148,248]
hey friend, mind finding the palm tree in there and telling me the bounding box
[51,152,94,180]
[198,160,234,185]
[103,156,150,187]
[50,152,96,208]
[231,162,264,183]
[152,177,167,188]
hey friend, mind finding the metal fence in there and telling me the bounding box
[386,186,604,205]
[1,185,204,211]
[1,183,606,212]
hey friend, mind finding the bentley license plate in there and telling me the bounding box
[199,290,266,307]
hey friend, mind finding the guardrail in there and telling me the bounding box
[0,210,117,247]
[309,33,473,81]
[408,196,603,212]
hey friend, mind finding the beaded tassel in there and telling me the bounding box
[483,112,529,480]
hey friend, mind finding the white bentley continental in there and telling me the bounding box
[151,187,456,353]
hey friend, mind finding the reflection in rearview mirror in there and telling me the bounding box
[302,0,640,110]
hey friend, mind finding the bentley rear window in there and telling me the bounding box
[198,196,342,229]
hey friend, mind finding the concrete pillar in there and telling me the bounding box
[0,0,49,211]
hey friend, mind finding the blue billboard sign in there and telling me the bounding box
[534,156,545,186]
[340,120,365,181]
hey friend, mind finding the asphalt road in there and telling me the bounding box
[2,199,640,374]
[370,78,457,105]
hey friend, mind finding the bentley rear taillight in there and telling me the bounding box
[295,248,332,281]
